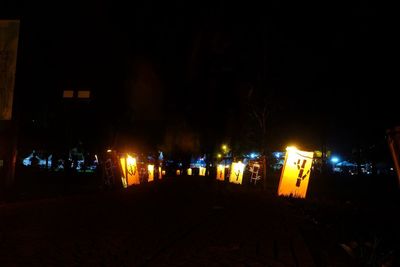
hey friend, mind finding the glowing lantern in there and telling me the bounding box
[147,164,154,182]
[199,167,206,176]
[176,169,181,175]
[120,154,140,186]
[216,164,225,181]
[229,162,245,184]
[278,147,314,198]
[161,170,165,177]
[187,168,192,175]
[119,157,128,188]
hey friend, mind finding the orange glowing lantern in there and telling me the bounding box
[278,147,314,198]
[147,164,154,182]
[199,167,206,176]
[120,154,140,186]
[161,170,165,177]
[216,164,225,181]
[176,169,181,175]
[229,162,245,184]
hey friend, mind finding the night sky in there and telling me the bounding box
[2,0,394,155]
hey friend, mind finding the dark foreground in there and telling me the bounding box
[1,175,400,266]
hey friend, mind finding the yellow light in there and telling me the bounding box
[216,164,225,181]
[278,149,314,199]
[199,167,206,176]
[107,149,112,153]
[229,161,245,184]
[286,146,298,152]
[161,170,166,176]
[176,169,181,175]
[217,154,222,158]
[120,157,127,180]
[147,164,154,182]
[124,155,139,186]
[121,176,127,188]
[187,168,192,175]
[127,155,136,166]
[222,145,227,151]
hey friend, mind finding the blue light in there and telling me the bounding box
[331,157,339,163]
[274,152,281,158]
[250,153,256,159]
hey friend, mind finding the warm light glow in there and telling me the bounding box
[127,155,136,167]
[120,155,140,186]
[217,154,222,158]
[107,149,112,153]
[161,170,166,176]
[199,167,206,176]
[148,164,154,182]
[187,168,192,175]
[77,90,90,99]
[278,149,314,198]
[63,90,74,98]
[120,157,127,182]
[286,146,298,152]
[176,169,181,175]
[222,144,228,152]
[216,164,225,181]
[121,176,127,188]
[229,161,245,184]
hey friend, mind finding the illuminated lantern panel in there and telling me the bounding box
[187,168,192,176]
[161,170,165,177]
[120,154,140,186]
[278,148,314,198]
[216,164,225,181]
[229,162,245,184]
[148,164,154,182]
[176,170,181,176]
[199,167,206,176]
[120,157,128,188]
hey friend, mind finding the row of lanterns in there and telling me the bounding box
[215,146,314,199]
[119,154,164,188]
[118,146,314,199]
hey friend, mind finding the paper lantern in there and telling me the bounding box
[278,147,314,198]
[187,168,192,175]
[120,154,140,186]
[147,164,154,182]
[199,167,206,176]
[176,169,181,175]
[229,162,245,184]
[161,170,165,177]
[216,164,225,181]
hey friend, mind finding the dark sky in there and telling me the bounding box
[2,0,395,153]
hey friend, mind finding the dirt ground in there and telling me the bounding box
[1,174,399,266]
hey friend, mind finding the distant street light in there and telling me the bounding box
[221,144,228,153]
